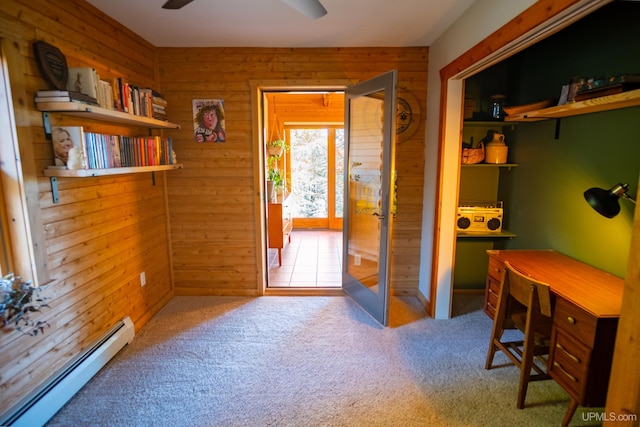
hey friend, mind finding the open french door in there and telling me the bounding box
[342,70,397,326]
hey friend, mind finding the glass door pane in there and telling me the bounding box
[342,70,397,326]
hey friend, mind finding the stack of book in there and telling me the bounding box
[141,89,168,121]
[35,90,98,106]
[111,80,168,121]
[574,74,640,101]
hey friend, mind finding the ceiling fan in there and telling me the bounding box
[161,0,328,20]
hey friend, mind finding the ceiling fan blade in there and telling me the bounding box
[280,0,327,19]
[162,0,195,10]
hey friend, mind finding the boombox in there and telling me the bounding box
[456,201,503,233]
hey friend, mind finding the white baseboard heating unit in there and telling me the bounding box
[0,316,134,427]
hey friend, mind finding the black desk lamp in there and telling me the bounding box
[584,183,637,218]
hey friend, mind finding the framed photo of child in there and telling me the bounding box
[192,99,226,143]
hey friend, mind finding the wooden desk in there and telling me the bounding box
[485,250,624,427]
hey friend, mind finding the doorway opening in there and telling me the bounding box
[263,91,345,289]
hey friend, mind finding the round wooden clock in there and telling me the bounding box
[396,90,421,143]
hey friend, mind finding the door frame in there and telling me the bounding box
[250,79,355,296]
[428,0,609,318]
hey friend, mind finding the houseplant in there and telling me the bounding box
[268,167,285,192]
[266,150,288,199]
[266,139,289,157]
[0,273,50,336]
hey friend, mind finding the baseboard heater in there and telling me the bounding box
[0,316,135,427]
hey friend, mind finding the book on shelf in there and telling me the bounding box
[56,131,175,170]
[36,90,98,105]
[36,96,98,105]
[574,74,640,102]
[96,80,115,110]
[66,67,99,100]
[109,80,169,120]
[51,126,88,170]
[44,72,170,120]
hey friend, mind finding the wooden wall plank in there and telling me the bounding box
[0,0,173,415]
[0,0,428,415]
[159,46,427,296]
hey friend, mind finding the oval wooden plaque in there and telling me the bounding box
[33,41,68,90]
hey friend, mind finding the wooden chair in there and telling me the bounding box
[485,261,554,409]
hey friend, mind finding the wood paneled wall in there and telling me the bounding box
[158,47,428,296]
[0,0,428,415]
[0,0,173,414]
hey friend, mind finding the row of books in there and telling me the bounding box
[35,67,168,121]
[52,126,174,171]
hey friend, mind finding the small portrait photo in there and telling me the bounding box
[192,99,226,143]
[51,126,86,169]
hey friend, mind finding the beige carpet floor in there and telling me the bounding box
[45,294,602,426]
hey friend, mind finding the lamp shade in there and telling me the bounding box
[584,183,631,218]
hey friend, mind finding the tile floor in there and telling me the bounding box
[268,229,342,288]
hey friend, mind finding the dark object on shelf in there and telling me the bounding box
[574,75,640,102]
[489,94,506,120]
[33,41,68,91]
[574,83,640,101]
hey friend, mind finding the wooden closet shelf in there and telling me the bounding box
[504,88,640,122]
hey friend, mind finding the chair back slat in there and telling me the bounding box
[503,261,552,317]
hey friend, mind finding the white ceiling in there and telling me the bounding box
[86,0,476,48]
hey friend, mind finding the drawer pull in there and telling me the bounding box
[488,289,498,297]
[556,343,580,363]
[567,316,576,325]
[554,361,577,382]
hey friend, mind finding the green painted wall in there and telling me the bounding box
[456,1,640,288]
[499,108,639,277]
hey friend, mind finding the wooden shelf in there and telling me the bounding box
[45,164,183,177]
[463,120,516,127]
[37,102,180,129]
[462,163,517,168]
[457,229,516,239]
[504,88,640,122]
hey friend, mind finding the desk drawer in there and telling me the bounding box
[550,327,591,400]
[484,275,500,318]
[554,297,597,347]
[487,256,505,281]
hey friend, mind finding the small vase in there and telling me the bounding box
[485,132,508,164]
[266,181,275,201]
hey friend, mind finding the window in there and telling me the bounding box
[287,126,343,229]
[0,40,47,284]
